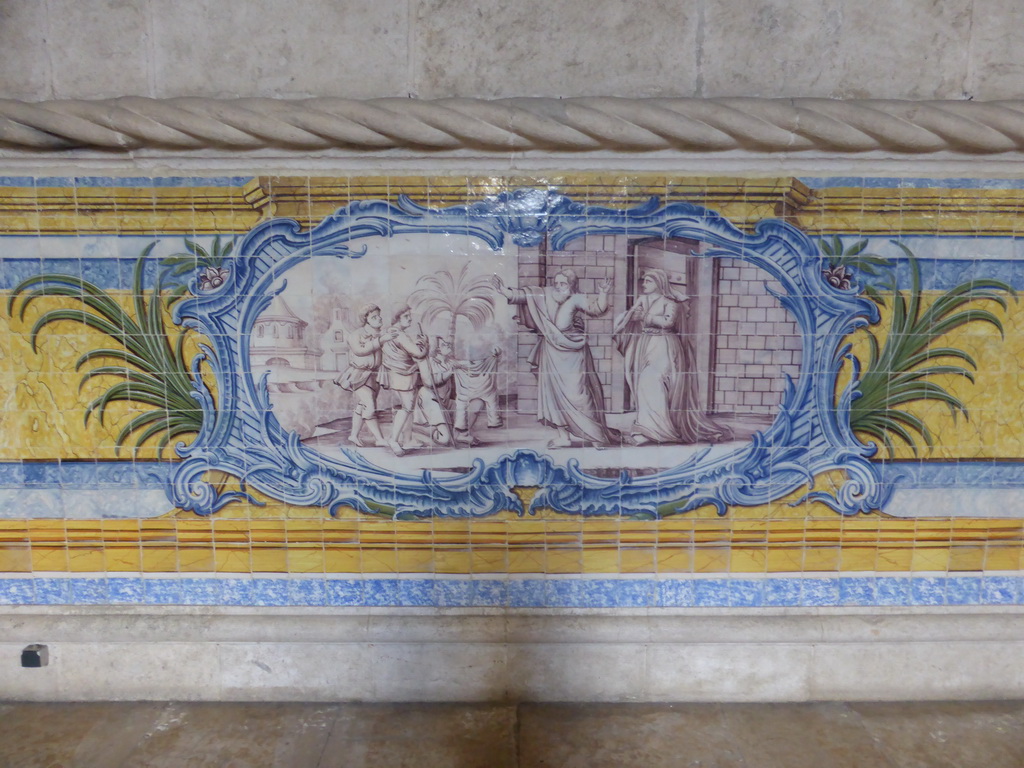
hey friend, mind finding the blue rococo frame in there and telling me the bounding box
[169,188,889,519]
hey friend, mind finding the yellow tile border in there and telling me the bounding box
[4,176,1024,236]
[0,186,260,235]
[2,517,1021,574]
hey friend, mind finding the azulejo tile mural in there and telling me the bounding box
[1,173,1024,606]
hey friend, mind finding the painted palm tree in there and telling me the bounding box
[408,263,497,345]
[846,242,1015,457]
[7,243,205,457]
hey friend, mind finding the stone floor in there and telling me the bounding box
[0,701,1022,767]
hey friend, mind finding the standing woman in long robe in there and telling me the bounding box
[614,269,731,445]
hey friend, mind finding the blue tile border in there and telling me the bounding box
[798,177,1024,190]
[1,575,1022,608]
[0,461,175,489]
[3,253,1024,292]
[0,175,1017,191]
[0,176,251,188]
[1,459,1021,495]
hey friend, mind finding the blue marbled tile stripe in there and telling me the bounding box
[0,176,251,188]
[798,177,1024,189]
[1,575,1021,608]
[875,461,1024,489]
[0,461,174,489]
[3,255,1023,292]
[0,459,1018,491]
[0,175,1018,190]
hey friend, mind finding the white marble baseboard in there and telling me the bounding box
[2,607,1022,702]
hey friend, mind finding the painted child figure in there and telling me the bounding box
[453,345,503,441]
[415,336,457,446]
[334,303,398,447]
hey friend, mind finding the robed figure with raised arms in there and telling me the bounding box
[613,268,731,445]
[493,269,615,448]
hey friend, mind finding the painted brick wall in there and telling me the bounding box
[712,258,802,416]
[515,243,544,418]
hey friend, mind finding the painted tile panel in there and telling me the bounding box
[0,174,1022,606]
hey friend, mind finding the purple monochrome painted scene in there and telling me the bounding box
[251,232,801,476]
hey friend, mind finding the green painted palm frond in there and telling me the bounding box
[849,241,1016,457]
[8,242,205,457]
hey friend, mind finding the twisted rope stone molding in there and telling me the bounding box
[3,96,1024,154]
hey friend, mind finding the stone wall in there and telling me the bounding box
[3,0,1024,708]
[0,1,1019,102]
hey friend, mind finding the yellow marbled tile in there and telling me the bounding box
[0,547,32,572]
[470,548,510,574]
[101,520,142,571]
[692,547,731,573]
[286,520,326,544]
[213,548,253,574]
[24,520,66,545]
[140,546,179,573]
[247,520,287,543]
[729,548,768,574]
[838,546,879,572]
[579,548,620,573]
[212,519,254,545]
[358,547,399,574]
[322,548,361,573]
[108,548,146,573]
[66,547,105,572]
[801,547,841,573]
[765,547,805,573]
[177,546,216,573]
[910,545,953,572]
[506,520,547,545]
[507,549,546,574]
[249,546,289,573]
[875,547,915,571]
[691,520,734,544]
[656,547,694,574]
[544,549,583,574]
[619,548,657,574]
[287,548,326,574]
[394,546,436,573]
[434,548,473,574]
[984,545,1023,571]
[30,546,69,572]
[947,546,988,572]
[0,185,259,235]
[618,522,660,546]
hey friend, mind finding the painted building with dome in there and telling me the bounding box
[250,294,320,371]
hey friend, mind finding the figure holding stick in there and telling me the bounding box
[379,306,428,456]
